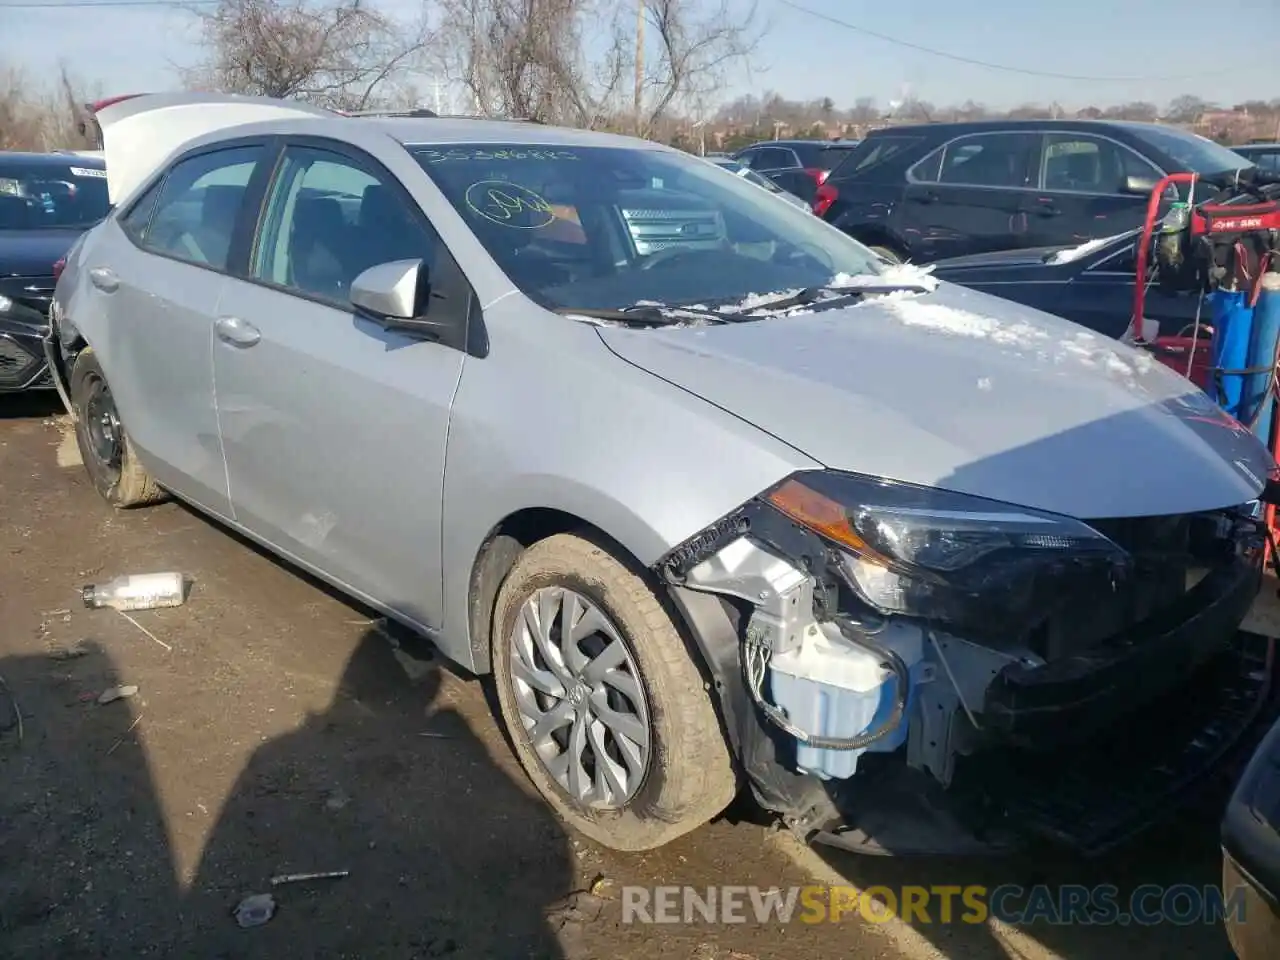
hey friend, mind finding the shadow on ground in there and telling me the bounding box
[0,628,575,958]
[0,392,64,421]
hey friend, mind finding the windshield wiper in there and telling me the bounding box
[740,279,932,315]
[555,302,751,326]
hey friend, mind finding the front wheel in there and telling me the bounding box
[491,532,737,851]
[69,348,166,508]
[867,244,905,264]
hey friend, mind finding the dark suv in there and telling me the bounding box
[731,138,861,207]
[0,151,108,392]
[818,120,1256,263]
[1233,143,1280,173]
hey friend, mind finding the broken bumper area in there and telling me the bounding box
[822,589,1274,857]
[663,479,1273,858]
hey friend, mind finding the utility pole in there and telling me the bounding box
[634,0,645,136]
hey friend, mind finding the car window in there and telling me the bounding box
[1126,125,1252,174]
[251,145,438,303]
[814,144,859,173]
[118,177,164,243]
[841,136,924,180]
[931,133,1036,188]
[411,142,884,315]
[754,148,796,170]
[141,145,264,270]
[0,160,109,230]
[1040,134,1161,194]
[1244,150,1280,172]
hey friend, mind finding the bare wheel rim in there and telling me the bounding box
[507,586,652,809]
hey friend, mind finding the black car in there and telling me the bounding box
[1233,143,1280,173]
[820,120,1255,264]
[730,138,861,207]
[929,228,1207,341]
[0,151,108,393]
[1222,711,1280,959]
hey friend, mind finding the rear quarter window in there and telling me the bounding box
[832,136,924,181]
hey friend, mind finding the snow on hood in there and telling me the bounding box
[830,262,940,293]
[1044,232,1134,265]
[596,281,1272,519]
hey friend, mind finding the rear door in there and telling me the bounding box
[900,131,1039,261]
[1021,132,1161,248]
[83,140,272,516]
[211,138,467,627]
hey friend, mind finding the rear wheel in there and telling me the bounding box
[70,348,165,508]
[491,532,737,851]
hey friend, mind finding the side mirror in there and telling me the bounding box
[350,258,424,321]
[349,258,453,340]
[1123,174,1159,195]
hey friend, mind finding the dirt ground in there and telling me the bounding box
[0,394,902,960]
[0,392,1270,960]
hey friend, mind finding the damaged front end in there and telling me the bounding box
[661,471,1272,856]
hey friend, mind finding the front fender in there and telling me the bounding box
[436,304,819,671]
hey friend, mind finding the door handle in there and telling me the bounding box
[214,315,261,348]
[914,190,940,204]
[1028,200,1062,217]
[88,267,118,293]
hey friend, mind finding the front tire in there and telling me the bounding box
[867,244,904,264]
[69,348,165,508]
[491,532,737,851]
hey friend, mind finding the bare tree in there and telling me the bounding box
[436,0,758,134]
[1102,100,1159,122]
[636,0,761,136]
[1165,94,1211,123]
[435,0,627,127]
[184,0,433,111]
[0,62,98,151]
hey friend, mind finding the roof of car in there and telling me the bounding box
[1234,142,1279,150]
[360,116,655,150]
[866,119,1195,136]
[746,139,860,147]
[0,150,106,167]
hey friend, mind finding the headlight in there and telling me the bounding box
[763,471,1130,640]
[0,294,12,313]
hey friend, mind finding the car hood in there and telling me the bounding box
[0,229,85,277]
[597,283,1272,519]
[929,246,1065,271]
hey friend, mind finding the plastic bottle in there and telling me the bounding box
[82,572,187,611]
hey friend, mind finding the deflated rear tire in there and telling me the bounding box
[491,532,737,851]
[70,347,166,508]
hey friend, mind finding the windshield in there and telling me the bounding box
[412,143,882,312]
[0,161,109,230]
[1128,126,1254,174]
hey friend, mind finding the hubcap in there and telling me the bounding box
[508,587,652,809]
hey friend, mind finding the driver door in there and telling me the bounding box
[211,139,465,626]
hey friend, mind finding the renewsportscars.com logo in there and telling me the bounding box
[620,884,1248,927]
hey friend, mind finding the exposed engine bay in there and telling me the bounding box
[659,474,1270,855]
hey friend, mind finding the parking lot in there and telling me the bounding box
[0,393,1262,959]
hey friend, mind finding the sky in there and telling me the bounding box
[2,0,1278,113]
